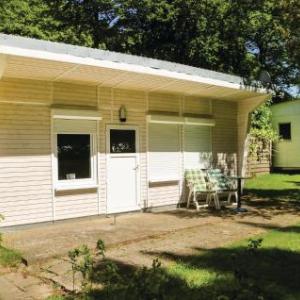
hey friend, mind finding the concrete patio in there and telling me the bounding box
[3,199,300,265]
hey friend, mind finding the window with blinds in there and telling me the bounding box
[183,125,212,169]
[148,124,181,181]
[52,118,98,190]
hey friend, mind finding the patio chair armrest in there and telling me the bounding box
[206,181,216,190]
[187,181,194,189]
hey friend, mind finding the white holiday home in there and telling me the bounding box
[0,34,270,227]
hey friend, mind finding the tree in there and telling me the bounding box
[0,0,53,40]
[0,0,298,94]
[116,0,299,95]
[47,0,118,49]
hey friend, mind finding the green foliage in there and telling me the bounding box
[249,102,278,158]
[0,0,299,93]
[68,245,94,292]
[250,101,278,141]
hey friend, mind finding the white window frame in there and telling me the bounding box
[53,132,98,191]
[51,109,101,191]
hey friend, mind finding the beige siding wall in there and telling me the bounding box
[0,77,243,226]
[0,102,52,226]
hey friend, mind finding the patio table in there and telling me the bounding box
[229,176,251,213]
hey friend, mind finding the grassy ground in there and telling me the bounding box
[168,223,300,299]
[244,173,300,201]
[245,173,300,191]
[0,246,22,267]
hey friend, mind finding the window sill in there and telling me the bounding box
[55,184,98,192]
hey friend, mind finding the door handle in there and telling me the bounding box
[133,165,139,170]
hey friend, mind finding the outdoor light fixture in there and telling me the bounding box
[119,105,127,122]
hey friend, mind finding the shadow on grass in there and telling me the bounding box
[83,239,300,300]
[139,245,300,299]
[244,188,300,201]
[236,221,300,234]
[154,194,300,221]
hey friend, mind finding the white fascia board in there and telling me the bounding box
[0,44,265,92]
[52,108,102,120]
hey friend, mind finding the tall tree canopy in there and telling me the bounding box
[0,0,299,96]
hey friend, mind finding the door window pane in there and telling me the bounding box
[110,129,136,153]
[57,134,91,180]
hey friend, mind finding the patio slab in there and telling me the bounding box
[2,199,300,265]
[3,209,223,264]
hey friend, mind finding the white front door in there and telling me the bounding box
[106,126,140,213]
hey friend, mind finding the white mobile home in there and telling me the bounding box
[272,100,300,170]
[0,34,269,227]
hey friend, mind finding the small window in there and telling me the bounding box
[279,123,291,140]
[110,129,136,153]
[57,134,91,180]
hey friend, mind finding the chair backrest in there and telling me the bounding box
[207,169,234,190]
[185,169,208,191]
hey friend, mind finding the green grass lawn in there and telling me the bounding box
[245,173,300,191]
[168,222,300,299]
[0,246,22,267]
[244,173,300,201]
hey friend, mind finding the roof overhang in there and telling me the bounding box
[0,34,270,102]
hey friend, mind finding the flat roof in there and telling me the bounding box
[0,34,242,84]
[0,34,268,100]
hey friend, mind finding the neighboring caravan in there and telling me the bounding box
[272,100,300,170]
[0,34,269,227]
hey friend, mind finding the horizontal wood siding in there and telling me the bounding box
[0,103,53,226]
[149,92,180,113]
[54,190,99,220]
[184,96,210,115]
[53,82,97,108]
[0,78,52,105]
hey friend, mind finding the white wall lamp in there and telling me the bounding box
[119,105,127,122]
